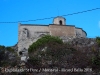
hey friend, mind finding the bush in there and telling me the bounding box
[92,37,100,67]
[92,56,100,66]
[0,45,5,49]
[28,56,41,66]
[28,35,63,53]
[6,47,14,52]
[96,36,100,46]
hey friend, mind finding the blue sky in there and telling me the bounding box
[0,0,100,46]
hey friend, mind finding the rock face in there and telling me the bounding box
[18,16,87,56]
[11,43,18,51]
[72,38,96,47]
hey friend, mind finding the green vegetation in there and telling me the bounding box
[91,36,100,66]
[0,45,5,49]
[27,35,100,74]
[96,36,100,46]
[0,45,14,53]
[6,47,14,52]
[28,35,63,53]
[28,35,78,68]
[92,56,100,66]
[28,56,41,66]
[28,35,64,67]
[0,45,5,66]
[0,45,18,67]
[0,36,100,74]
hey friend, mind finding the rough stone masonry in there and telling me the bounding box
[18,16,87,56]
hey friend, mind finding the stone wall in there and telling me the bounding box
[49,25,76,37]
[18,24,50,55]
[82,30,87,38]
[18,24,87,56]
[18,25,49,39]
[75,28,87,38]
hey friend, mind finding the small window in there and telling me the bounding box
[59,20,62,25]
[19,51,23,55]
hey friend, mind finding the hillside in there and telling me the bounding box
[0,35,100,75]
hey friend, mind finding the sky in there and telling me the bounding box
[0,0,100,46]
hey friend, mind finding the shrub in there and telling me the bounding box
[92,37,100,66]
[28,56,41,66]
[28,35,63,53]
[0,45,5,49]
[92,56,100,66]
[96,36,100,46]
[6,47,14,52]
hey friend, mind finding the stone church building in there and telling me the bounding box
[18,16,87,56]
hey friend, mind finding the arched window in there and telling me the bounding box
[23,28,29,37]
[39,34,45,37]
[59,20,62,25]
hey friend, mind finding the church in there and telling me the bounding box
[18,16,87,56]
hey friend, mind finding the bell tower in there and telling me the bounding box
[53,16,66,25]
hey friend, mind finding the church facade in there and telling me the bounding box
[18,16,87,56]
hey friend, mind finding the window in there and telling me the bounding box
[19,51,23,55]
[59,20,62,25]
[23,28,29,37]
